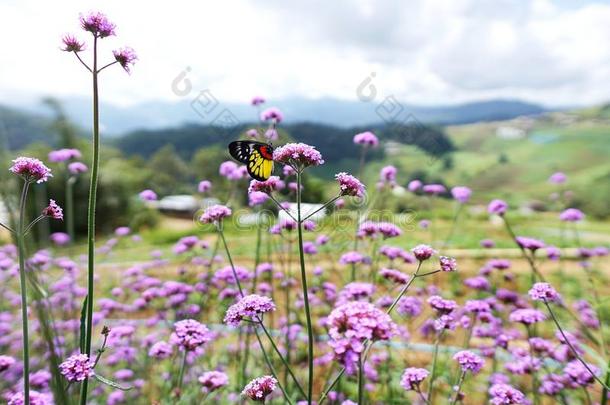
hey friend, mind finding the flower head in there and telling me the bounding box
[10,157,52,183]
[400,367,429,391]
[80,11,116,38]
[224,294,276,327]
[59,353,95,382]
[249,191,269,206]
[423,184,446,195]
[198,180,212,193]
[379,165,397,184]
[411,244,435,261]
[353,131,379,147]
[559,208,585,222]
[440,256,457,272]
[8,390,52,405]
[0,355,16,372]
[515,236,545,251]
[488,199,508,215]
[242,376,277,401]
[170,319,212,351]
[549,172,567,184]
[199,371,229,393]
[61,34,85,52]
[42,199,64,220]
[200,204,232,224]
[453,350,485,374]
[113,47,137,73]
[148,341,173,359]
[528,283,560,303]
[249,176,284,194]
[49,148,81,162]
[68,162,88,174]
[451,186,472,203]
[251,96,265,106]
[488,383,526,404]
[273,143,324,168]
[509,309,546,325]
[408,179,422,192]
[260,107,283,122]
[139,189,157,201]
[336,172,365,197]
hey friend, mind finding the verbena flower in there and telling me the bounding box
[198,180,212,193]
[42,200,64,220]
[80,11,116,38]
[379,165,397,184]
[400,367,429,391]
[251,96,265,106]
[200,204,232,224]
[515,236,545,251]
[0,355,16,372]
[379,268,409,284]
[451,186,472,203]
[68,162,88,174]
[488,383,525,404]
[453,350,485,374]
[170,319,212,351]
[377,222,401,238]
[249,176,284,194]
[224,294,276,327]
[148,341,172,359]
[563,360,599,387]
[397,296,423,317]
[488,199,508,215]
[8,390,53,405]
[260,107,283,122]
[59,353,95,382]
[242,375,277,401]
[509,309,546,325]
[113,47,137,73]
[49,148,81,162]
[61,34,85,52]
[139,189,157,201]
[559,208,585,222]
[408,179,422,192]
[422,184,446,195]
[439,256,457,272]
[335,172,365,197]
[353,131,379,147]
[339,251,365,265]
[427,295,457,314]
[548,172,567,184]
[273,143,324,168]
[199,370,229,392]
[411,244,435,261]
[528,283,560,302]
[10,157,52,183]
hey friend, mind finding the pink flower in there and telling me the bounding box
[451,186,472,203]
[198,180,212,193]
[559,208,585,222]
[549,172,567,184]
[113,47,137,73]
[411,244,435,261]
[10,157,52,183]
[273,143,324,168]
[59,353,95,382]
[528,283,560,302]
[353,131,379,147]
[224,294,276,327]
[408,179,422,192]
[488,199,508,215]
[170,319,212,351]
[139,189,157,201]
[148,341,173,359]
[80,11,116,38]
[199,371,229,393]
[249,176,284,194]
[260,107,283,122]
[68,162,88,174]
[400,367,429,391]
[242,375,277,401]
[379,165,397,183]
[453,350,485,374]
[422,184,446,195]
[200,204,232,224]
[49,148,81,162]
[61,34,85,52]
[251,96,265,106]
[336,172,365,197]
[42,199,63,220]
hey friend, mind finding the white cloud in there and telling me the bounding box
[0,0,608,107]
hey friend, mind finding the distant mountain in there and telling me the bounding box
[0,105,54,150]
[16,97,548,136]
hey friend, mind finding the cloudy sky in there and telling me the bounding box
[1,0,609,108]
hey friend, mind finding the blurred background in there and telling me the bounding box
[1,0,610,243]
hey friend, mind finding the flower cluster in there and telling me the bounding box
[273,143,324,168]
[170,319,212,351]
[242,375,277,401]
[353,131,379,147]
[199,370,229,393]
[336,172,365,197]
[453,350,485,374]
[59,353,95,382]
[224,294,276,327]
[200,204,232,224]
[9,157,52,183]
[42,199,64,220]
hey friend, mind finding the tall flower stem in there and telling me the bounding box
[296,169,314,404]
[426,329,446,402]
[81,35,100,405]
[17,180,31,403]
[357,353,364,405]
[449,370,466,405]
[66,176,76,243]
[176,349,187,392]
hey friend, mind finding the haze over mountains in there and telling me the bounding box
[5,96,548,138]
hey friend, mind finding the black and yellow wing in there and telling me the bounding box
[228,141,274,181]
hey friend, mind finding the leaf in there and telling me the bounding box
[94,374,133,391]
[79,295,88,353]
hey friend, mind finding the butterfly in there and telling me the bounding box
[228,141,275,181]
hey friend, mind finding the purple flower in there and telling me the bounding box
[251,96,265,106]
[509,309,546,325]
[545,246,561,261]
[439,256,457,272]
[379,165,397,184]
[480,239,495,248]
[148,341,173,359]
[200,204,232,224]
[0,355,16,372]
[50,232,71,246]
[115,226,130,236]
[408,179,422,192]
[339,251,365,265]
[453,350,485,374]
[539,373,565,395]
[559,208,585,222]
[397,296,423,317]
[139,189,157,201]
[400,367,429,391]
[379,268,409,285]
[451,186,472,203]
[80,11,116,38]
[224,294,276,327]
[260,107,283,122]
[335,172,365,197]
[8,390,53,405]
[49,148,82,162]
[515,236,545,251]
[422,184,446,195]
[337,282,375,304]
[170,319,212,351]
[411,244,435,261]
[199,370,229,392]
[113,47,137,73]
[488,199,508,215]
[61,34,85,52]
[427,295,457,314]
[249,176,284,194]
[563,360,599,387]
[10,157,52,183]
[528,283,560,303]
[265,128,278,140]
[198,180,212,193]
[242,375,277,401]
[68,162,88,174]
[464,276,490,291]
[353,131,379,147]
[219,161,239,177]
[42,199,64,220]
[378,222,401,238]
[59,353,95,382]
[488,383,526,404]
[249,191,269,206]
[273,143,324,168]
[549,172,567,184]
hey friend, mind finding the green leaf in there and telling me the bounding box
[79,295,88,353]
[94,374,133,391]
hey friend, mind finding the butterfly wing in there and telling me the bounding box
[228,141,274,181]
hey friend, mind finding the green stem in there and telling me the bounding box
[66,176,75,243]
[358,353,364,405]
[449,371,466,405]
[218,226,244,296]
[177,349,187,391]
[426,330,445,402]
[296,170,314,404]
[17,180,31,404]
[80,34,100,405]
[253,329,294,405]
